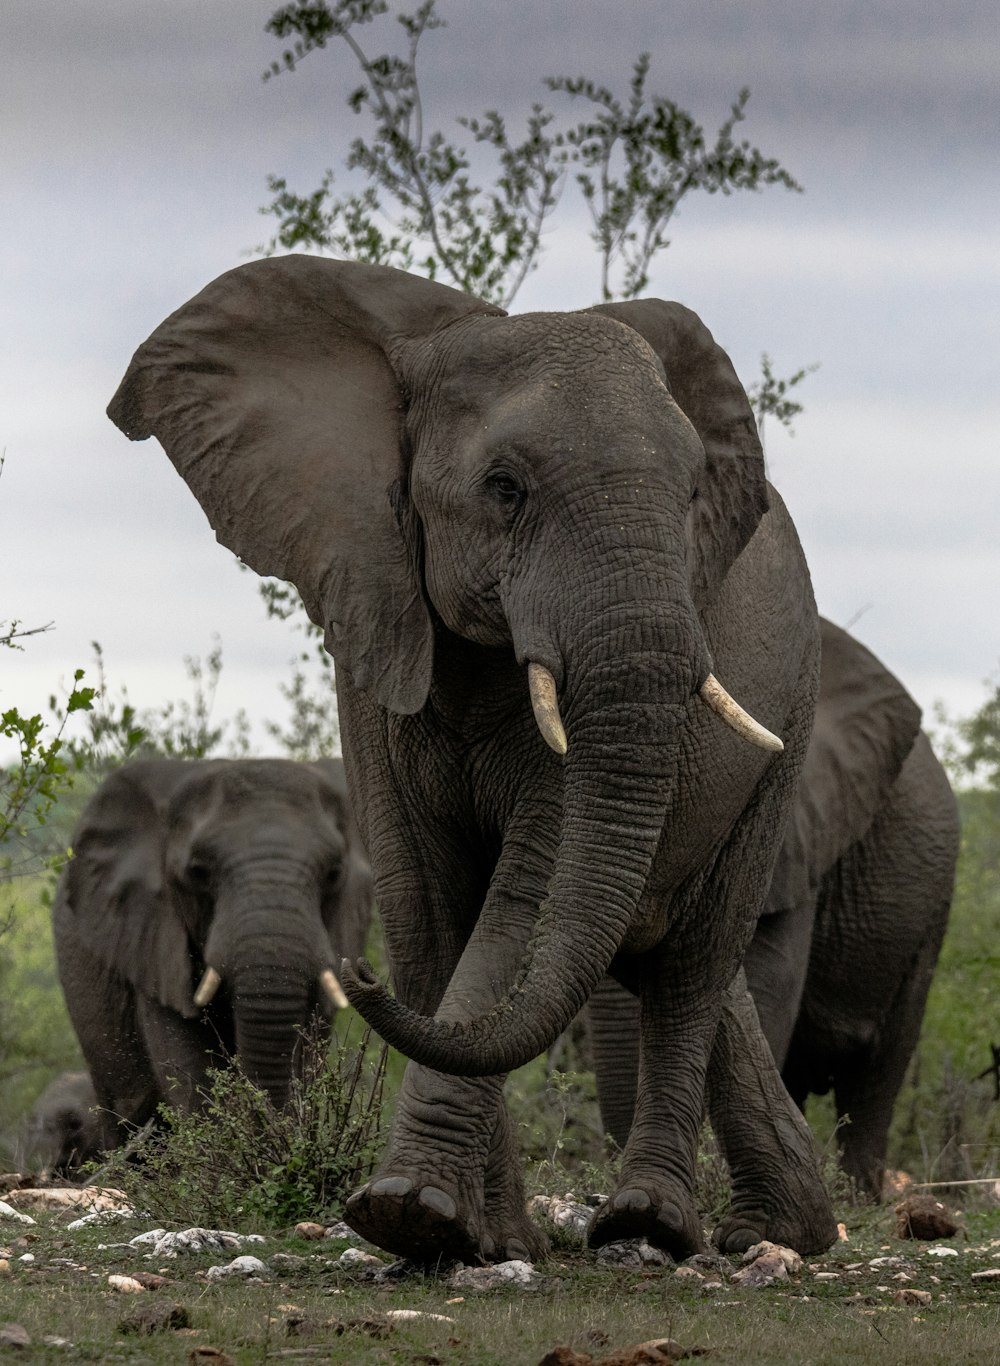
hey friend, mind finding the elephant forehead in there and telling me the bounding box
[417,310,668,405]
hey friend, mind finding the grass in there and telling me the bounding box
[2,1203,999,1364]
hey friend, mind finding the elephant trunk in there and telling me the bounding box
[206,891,332,1107]
[346,572,710,1076]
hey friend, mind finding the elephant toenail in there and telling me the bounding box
[613,1188,651,1213]
[418,1186,457,1219]
[371,1176,413,1198]
[656,1202,683,1233]
[506,1240,529,1260]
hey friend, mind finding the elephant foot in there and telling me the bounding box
[345,1171,548,1267]
[714,1182,837,1256]
[587,1180,707,1260]
[346,1174,481,1266]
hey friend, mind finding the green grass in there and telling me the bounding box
[2,1204,999,1364]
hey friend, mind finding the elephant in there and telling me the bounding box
[587,618,959,1198]
[52,756,372,1153]
[22,1071,102,1177]
[108,254,836,1262]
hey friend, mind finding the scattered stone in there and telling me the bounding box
[119,1300,191,1335]
[384,1309,456,1324]
[924,1245,959,1258]
[66,1207,139,1230]
[448,1259,539,1291]
[732,1251,788,1288]
[892,1288,932,1307]
[187,1349,235,1365]
[0,1323,31,1349]
[869,1256,909,1269]
[0,1203,35,1227]
[528,1193,592,1237]
[684,1253,730,1276]
[17,1254,34,1264]
[128,1271,170,1289]
[323,1220,362,1242]
[294,1221,326,1240]
[836,1222,849,1242]
[129,1228,265,1258]
[812,1272,840,1282]
[539,1338,704,1365]
[3,1187,128,1214]
[41,1337,74,1348]
[740,1241,802,1275]
[336,1247,387,1276]
[270,1252,309,1272]
[204,1255,268,1281]
[108,1274,146,1293]
[0,1262,8,1276]
[595,1239,671,1269]
[894,1194,959,1240]
[971,1269,1000,1281]
[674,1266,703,1281]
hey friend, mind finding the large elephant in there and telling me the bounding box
[53,757,371,1152]
[588,618,959,1198]
[108,255,835,1262]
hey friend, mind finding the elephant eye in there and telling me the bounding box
[484,469,525,515]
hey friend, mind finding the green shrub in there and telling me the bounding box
[97,1027,387,1229]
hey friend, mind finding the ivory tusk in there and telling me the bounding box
[698,673,784,752]
[193,966,222,1008]
[319,967,349,1011]
[528,662,568,756]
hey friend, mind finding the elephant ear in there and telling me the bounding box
[108,256,502,714]
[308,758,373,964]
[589,299,768,610]
[61,761,201,1017]
[768,618,922,910]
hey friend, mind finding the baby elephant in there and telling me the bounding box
[53,757,371,1152]
[23,1071,102,1177]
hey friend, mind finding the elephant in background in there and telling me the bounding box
[108,255,836,1263]
[588,618,959,1198]
[22,1071,101,1177]
[53,757,371,1153]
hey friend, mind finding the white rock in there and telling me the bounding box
[107,1274,144,1293]
[925,1245,959,1257]
[732,1252,788,1288]
[337,1247,385,1270]
[0,1201,36,1226]
[205,1255,268,1280]
[67,1208,139,1231]
[129,1227,265,1258]
[971,1268,1000,1281]
[527,1194,591,1236]
[385,1309,456,1324]
[17,1253,36,1263]
[448,1259,539,1291]
[741,1240,803,1275]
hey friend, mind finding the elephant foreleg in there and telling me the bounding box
[708,971,837,1254]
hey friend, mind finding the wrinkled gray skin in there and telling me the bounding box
[53,757,371,1153]
[107,256,836,1262]
[22,1071,102,1177]
[588,619,959,1198]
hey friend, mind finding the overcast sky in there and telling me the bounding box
[3,0,998,760]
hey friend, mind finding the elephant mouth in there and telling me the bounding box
[527,661,783,756]
[192,964,350,1013]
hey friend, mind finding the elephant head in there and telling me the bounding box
[58,756,371,1105]
[108,257,783,1079]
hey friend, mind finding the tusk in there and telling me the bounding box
[528,662,568,756]
[698,673,784,752]
[193,966,222,1008]
[319,967,349,1011]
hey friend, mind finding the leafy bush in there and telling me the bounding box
[98,1028,388,1228]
